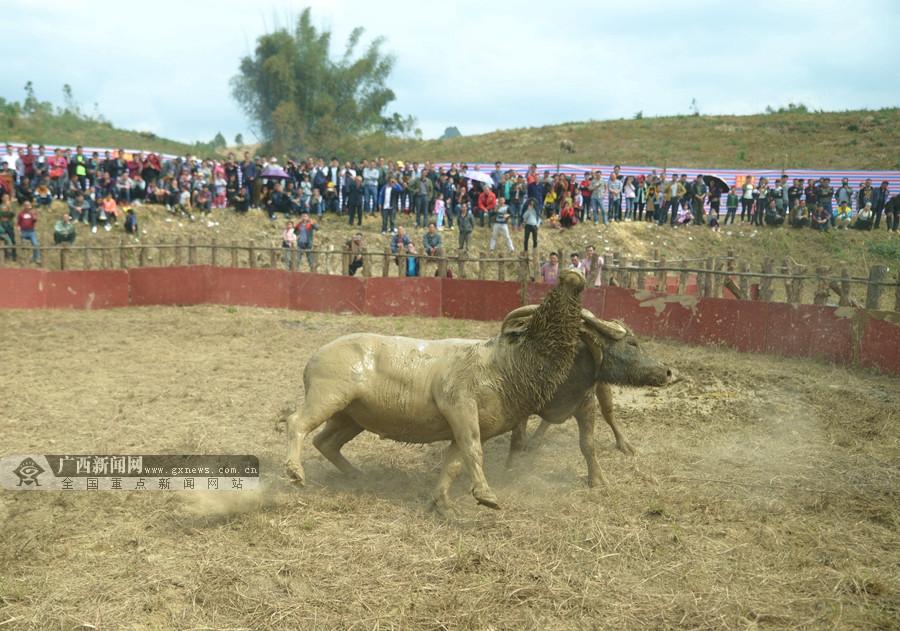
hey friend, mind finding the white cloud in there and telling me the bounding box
[1,0,898,145]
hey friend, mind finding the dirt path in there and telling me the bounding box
[0,306,897,629]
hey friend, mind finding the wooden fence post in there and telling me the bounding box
[497,256,506,282]
[174,237,182,265]
[895,270,900,312]
[677,260,688,295]
[781,258,791,303]
[398,253,407,277]
[341,247,351,277]
[813,266,830,305]
[268,245,276,269]
[726,249,735,272]
[791,265,806,304]
[189,237,197,265]
[635,259,646,291]
[840,268,851,307]
[458,251,468,279]
[382,247,391,277]
[866,264,887,310]
[211,239,218,267]
[247,240,255,268]
[437,253,447,278]
[83,245,91,269]
[760,257,774,302]
[119,239,126,269]
[703,258,714,297]
[655,255,666,292]
[231,240,238,268]
[739,261,750,299]
[587,252,600,286]
[311,249,319,274]
[478,253,487,280]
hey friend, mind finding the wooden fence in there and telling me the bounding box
[3,241,898,311]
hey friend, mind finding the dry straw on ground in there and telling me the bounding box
[0,306,897,629]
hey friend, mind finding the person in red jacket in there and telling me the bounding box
[17,201,40,263]
[476,186,497,227]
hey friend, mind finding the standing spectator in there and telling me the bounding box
[623,176,636,220]
[568,252,584,272]
[753,177,768,226]
[17,201,40,263]
[489,199,515,252]
[835,177,854,208]
[0,195,15,260]
[581,245,603,286]
[883,193,900,232]
[433,194,446,230]
[379,176,401,234]
[48,148,68,199]
[872,181,890,229]
[724,186,739,224]
[412,169,433,229]
[692,174,707,224]
[477,185,497,228]
[540,252,560,284]
[707,180,722,220]
[608,174,623,221]
[281,220,297,270]
[817,177,834,225]
[295,212,317,270]
[347,175,363,227]
[362,160,379,216]
[53,213,76,245]
[346,232,365,276]
[741,177,754,222]
[635,175,648,221]
[787,178,803,216]
[457,202,474,251]
[522,198,540,252]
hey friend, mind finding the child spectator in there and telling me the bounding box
[725,186,739,224]
[124,208,138,234]
[835,200,853,229]
[434,195,446,230]
[403,242,420,277]
[281,219,297,269]
[294,212,317,270]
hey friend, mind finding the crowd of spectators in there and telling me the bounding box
[2,142,898,267]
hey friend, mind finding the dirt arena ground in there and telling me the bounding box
[1,306,898,630]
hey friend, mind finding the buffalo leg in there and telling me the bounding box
[437,399,498,509]
[505,419,529,469]
[313,413,364,476]
[596,383,635,455]
[528,420,552,450]
[431,442,465,517]
[284,389,349,484]
[574,394,607,488]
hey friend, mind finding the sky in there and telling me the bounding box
[2,0,899,145]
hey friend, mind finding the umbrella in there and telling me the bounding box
[464,171,494,187]
[702,174,729,192]
[260,165,290,179]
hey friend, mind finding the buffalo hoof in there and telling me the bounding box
[473,489,501,510]
[429,498,459,520]
[617,440,637,456]
[285,462,305,485]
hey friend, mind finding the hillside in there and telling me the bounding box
[366,109,900,170]
[6,108,900,170]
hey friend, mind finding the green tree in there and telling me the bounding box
[23,81,38,116]
[212,131,227,148]
[234,133,244,146]
[231,8,413,154]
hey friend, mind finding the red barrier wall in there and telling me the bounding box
[442,279,521,321]
[2,268,899,376]
[43,270,130,309]
[364,277,442,317]
[290,273,366,314]
[207,267,291,309]
[129,266,208,307]
[0,268,46,308]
